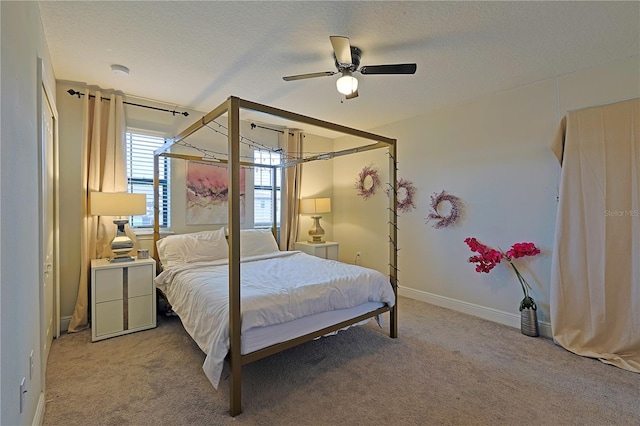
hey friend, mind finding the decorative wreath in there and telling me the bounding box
[355,165,381,200]
[386,178,416,213]
[427,190,462,229]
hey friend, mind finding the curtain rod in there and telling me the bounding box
[250,122,294,136]
[67,89,189,117]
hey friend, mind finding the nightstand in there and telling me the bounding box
[294,241,339,260]
[91,258,156,342]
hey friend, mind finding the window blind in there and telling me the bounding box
[253,150,281,227]
[125,132,170,227]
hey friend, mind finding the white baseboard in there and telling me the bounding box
[32,391,45,426]
[398,286,552,338]
[60,315,71,333]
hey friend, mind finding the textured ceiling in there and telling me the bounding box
[38,1,639,136]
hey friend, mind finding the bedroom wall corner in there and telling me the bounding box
[332,54,639,333]
[557,55,640,115]
[56,81,85,326]
[332,137,391,272]
[298,133,335,243]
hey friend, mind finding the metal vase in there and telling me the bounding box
[520,306,539,337]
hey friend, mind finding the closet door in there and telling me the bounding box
[39,69,59,364]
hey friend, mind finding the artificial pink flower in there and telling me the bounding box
[464,237,541,310]
[506,242,540,259]
[464,238,502,273]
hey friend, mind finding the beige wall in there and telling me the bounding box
[56,81,217,327]
[55,55,638,338]
[56,90,334,327]
[298,133,335,242]
[332,55,639,335]
[332,140,391,268]
[1,2,57,424]
[4,3,636,420]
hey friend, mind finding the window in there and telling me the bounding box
[253,150,281,227]
[125,131,170,227]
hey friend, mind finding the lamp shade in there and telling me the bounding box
[299,198,331,215]
[90,192,147,216]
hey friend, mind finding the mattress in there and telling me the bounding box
[154,251,395,389]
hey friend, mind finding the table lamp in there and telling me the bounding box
[90,191,147,262]
[299,198,331,243]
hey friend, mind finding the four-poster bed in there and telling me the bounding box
[152,96,398,416]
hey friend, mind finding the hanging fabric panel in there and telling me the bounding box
[279,130,304,250]
[68,91,127,332]
[549,98,639,372]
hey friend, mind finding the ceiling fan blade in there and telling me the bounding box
[283,71,336,81]
[330,36,352,65]
[345,89,359,100]
[359,63,417,75]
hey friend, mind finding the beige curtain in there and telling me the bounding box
[68,91,127,332]
[278,129,304,250]
[549,98,639,372]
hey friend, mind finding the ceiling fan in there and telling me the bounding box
[283,36,417,99]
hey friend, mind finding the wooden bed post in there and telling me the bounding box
[227,97,243,416]
[156,96,401,415]
[388,140,398,338]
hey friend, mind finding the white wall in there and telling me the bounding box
[333,55,639,335]
[1,2,56,424]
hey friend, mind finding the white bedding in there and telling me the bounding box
[154,251,396,389]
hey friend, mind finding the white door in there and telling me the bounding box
[41,85,57,360]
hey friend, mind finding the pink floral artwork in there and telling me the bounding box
[186,161,245,225]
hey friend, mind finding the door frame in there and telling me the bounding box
[37,58,60,351]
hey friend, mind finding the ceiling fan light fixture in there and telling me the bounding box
[336,71,358,95]
[282,36,416,99]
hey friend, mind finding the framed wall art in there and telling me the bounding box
[186,161,246,225]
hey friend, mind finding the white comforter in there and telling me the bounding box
[154,251,395,389]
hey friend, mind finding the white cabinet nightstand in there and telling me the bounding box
[294,241,339,260]
[91,258,156,342]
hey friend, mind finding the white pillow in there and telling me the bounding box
[156,228,228,267]
[238,229,280,257]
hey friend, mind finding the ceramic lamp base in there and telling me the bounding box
[307,215,325,243]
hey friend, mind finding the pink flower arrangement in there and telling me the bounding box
[464,237,540,310]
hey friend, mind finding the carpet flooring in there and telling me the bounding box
[43,297,639,425]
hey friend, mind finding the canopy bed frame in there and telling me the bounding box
[152,96,398,416]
